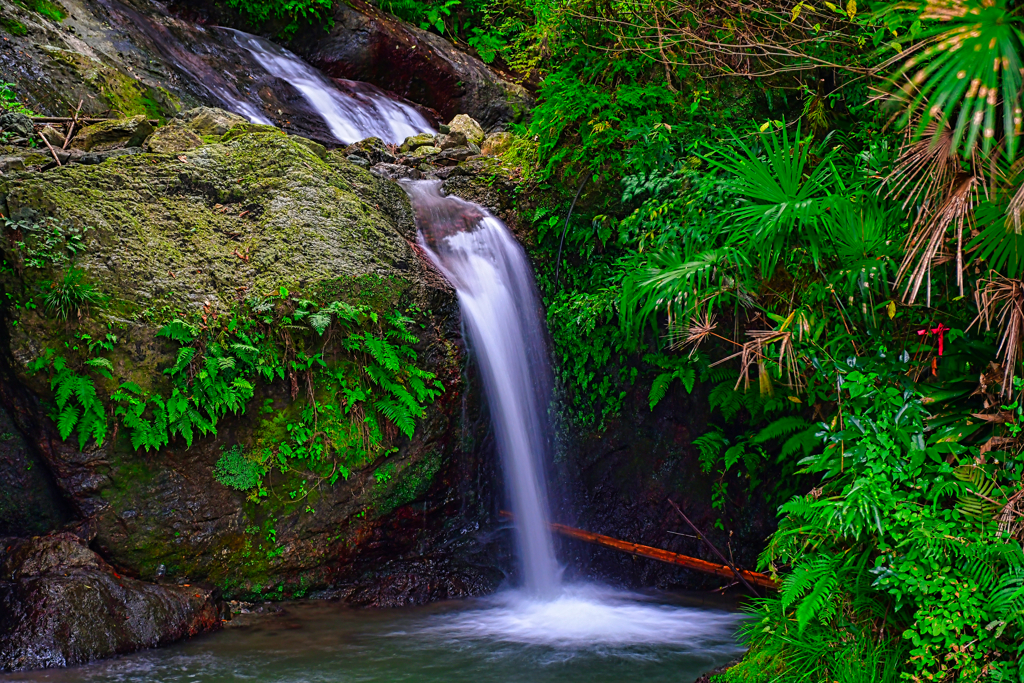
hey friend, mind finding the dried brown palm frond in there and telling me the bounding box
[974,274,1024,397]
[881,118,958,211]
[895,172,979,304]
[711,329,803,394]
[670,311,717,354]
[998,488,1024,540]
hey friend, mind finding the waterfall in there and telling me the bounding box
[226,29,434,145]
[404,180,561,596]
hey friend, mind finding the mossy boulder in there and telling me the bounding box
[144,122,202,154]
[411,145,442,158]
[399,133,436,153]
[481,132,513,156]
[446,115,484,146]
[0,130,505,607]
[175,107,248,137]
[69,116,154,153]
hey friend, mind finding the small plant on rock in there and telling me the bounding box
[42,268,104,320]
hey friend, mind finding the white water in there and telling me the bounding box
[227,29,434,144]
[408,180,560,596]
[406,180,744,647]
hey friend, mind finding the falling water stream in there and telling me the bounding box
[406,180,560,596]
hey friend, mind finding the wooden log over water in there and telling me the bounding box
[499,510,779,590]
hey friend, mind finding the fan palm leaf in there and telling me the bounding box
[888,0,1024,162]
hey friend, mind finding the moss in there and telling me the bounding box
[19,0,66,21]
[39,46,179,119]
[368,448,443,518]
[0,17,27,35]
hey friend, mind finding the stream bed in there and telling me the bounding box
[0,586,744,683]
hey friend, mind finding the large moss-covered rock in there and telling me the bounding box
[0,130,505,608]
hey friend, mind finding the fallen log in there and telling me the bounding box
[499,510,778,590]
[31,116,160,126]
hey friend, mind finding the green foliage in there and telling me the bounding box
[214,445,268,495]
[748,357,1024,682]
[219,0,333,35]
[41,268,105,320]
[4,217,92,270]
[29,350,107,449]
[19,0,67,21]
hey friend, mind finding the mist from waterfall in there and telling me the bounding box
[405,180,560,596]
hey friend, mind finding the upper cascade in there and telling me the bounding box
[225,29,435,145]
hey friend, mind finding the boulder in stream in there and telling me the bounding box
[0,533,222,672]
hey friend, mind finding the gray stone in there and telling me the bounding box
[39,125,64,148]
[0,113,33,139]
[447,115,484,146]
[70,116,153,152]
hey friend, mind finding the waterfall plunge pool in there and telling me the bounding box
[0,586,744,683]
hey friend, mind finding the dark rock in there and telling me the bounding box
[346,154,371,168]
[436,131,467,150]
[0,113,33,139]
[344,137,396,164]
[694,659,742,683]
[282,0,532,127]
[0,533,221,672]
[370,163,421,180]
[0,405,70,537]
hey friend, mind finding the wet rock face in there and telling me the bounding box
[175,0,531,129]
[0,533,222,672]
[0,405,70,537]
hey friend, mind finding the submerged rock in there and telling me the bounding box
[0,533,222,672]
[69,116,154,153]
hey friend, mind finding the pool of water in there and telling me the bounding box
[1,585,745,683]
